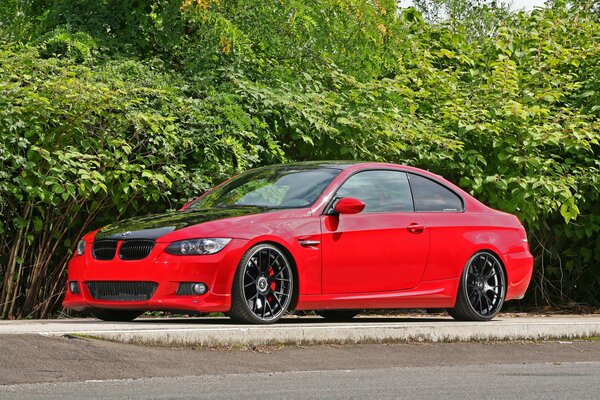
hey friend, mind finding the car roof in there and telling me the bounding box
[262,161,430,171]
[263,161,444,175]
[259,161,360,170]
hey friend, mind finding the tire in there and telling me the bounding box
[229,243,294,324]
[92,309,142,322]
[448,251,506,321]
[316,310,358,322]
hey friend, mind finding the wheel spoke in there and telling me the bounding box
[272,265,284,278]
[261,295,267,318]
[244,272,256,281]
[269,274,289,284]
[265,249,271,268]
[271,291,283,310]
[273,289,289,297]
[268,252,281,270]
[484,259,497,279]
[473,292,481,307]
[480,255,490,276]
[260,250,267,273]
[249,258,260,273]
[267,298,276,318]
[478,255,487,274]
[469,291,478,304]
[482,293,490,314]
[249,293,258,312]
[486,290,499,301]
[485,271,497,280]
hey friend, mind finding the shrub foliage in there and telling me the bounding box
[0,0,598,318]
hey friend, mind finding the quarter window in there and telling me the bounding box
[408,174,463,212]
[335,170,414,213]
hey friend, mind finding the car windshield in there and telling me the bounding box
[188,166,341,210]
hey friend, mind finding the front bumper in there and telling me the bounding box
[62,239,249,313]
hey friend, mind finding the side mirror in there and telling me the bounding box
[333,197,365,215]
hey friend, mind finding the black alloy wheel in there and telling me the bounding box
[448,251,506,321]
[229,244,294,324]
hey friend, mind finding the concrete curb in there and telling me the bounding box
[76,320,600,347]
[2,315,597,347]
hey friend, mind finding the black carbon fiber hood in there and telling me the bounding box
[94,207,263,240]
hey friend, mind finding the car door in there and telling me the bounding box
[406,173,467,282]
[321,170,430,294]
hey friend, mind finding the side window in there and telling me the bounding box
[408,174,463,212]
[336,170,414,213]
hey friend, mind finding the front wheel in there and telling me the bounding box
[229,244,294,324]
[448,251,506,321]
[92,309,142,322]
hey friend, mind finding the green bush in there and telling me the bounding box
[0,46,284,317]
[39,30,96,62]
[0,0,598,318]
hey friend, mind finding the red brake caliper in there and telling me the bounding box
[268,268,276,301]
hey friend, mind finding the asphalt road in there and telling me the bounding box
[2,361,599,400]
[1,334,599,399]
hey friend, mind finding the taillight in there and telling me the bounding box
[519,225,529,250]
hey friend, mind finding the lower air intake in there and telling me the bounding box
[86,281,158,301]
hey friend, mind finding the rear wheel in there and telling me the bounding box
[448,251,506,321]
[92,309,142,322]
[316,310,358,322]
[229,244,294,324]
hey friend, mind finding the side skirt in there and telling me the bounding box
[295,278,459,311]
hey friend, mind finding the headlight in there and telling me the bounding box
[76,239,86,256]
[166,238,232,255]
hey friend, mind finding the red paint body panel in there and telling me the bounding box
[321,213,429,293]
[63,162,534,315]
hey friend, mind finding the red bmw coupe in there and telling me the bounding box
[63,162,533,323]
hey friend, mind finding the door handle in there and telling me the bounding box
[407,223,425,234]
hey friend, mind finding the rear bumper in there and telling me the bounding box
[62,239,249,313]
[504,250,534,301]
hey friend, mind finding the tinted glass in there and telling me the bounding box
[409,174,463,212]
[190,167,340,209]
[336,170,414,213]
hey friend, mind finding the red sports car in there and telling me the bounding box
[63,162,533,323]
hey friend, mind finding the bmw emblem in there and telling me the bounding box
[121,231,132,237]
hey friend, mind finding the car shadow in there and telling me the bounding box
[128,316,452,325]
